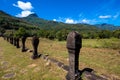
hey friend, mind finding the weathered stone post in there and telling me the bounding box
[10,37,13,44]
[16,38,20,48]
[7,36,9,42]
[13,37,16,46]
[8,35,10,43]
[31,36,39,59]
[66,31,82,80]
[21,36,27,52]
[12,37,14,44]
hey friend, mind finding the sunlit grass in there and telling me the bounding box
[0,37,120,80]
[82,38,120,49]
[0,37,66,80]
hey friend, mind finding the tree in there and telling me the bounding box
[15,27,28,38]
[113,29,120,38]
[47,30,56,40]
[98,30,112,38]
[56,29,70,41]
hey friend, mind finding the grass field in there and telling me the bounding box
[0,37,120,80]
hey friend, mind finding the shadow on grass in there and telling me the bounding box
[79,68,94,80]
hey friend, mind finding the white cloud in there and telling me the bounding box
[81,19,90,23]
[53,17,66,22]
[13,1,34,17]
[16,10,34,17]
[53,18,77,24]
[53,17,97,24]
[53,18,76,24]
[53,19,57,21]
[13,1,33,10]
[80,19,97,24]
[99,15,111,19]
[65,18,76,24]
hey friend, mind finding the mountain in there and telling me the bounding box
[23,13,120,31]
[0,10,38,30]
[0,10,12,17]
[27,13,38,18]
[22,13,51,27]
[22,13,101,33]
[95,23,120,31]
[1,10,119,34]
[1,10,120,39]
[0,10,99,32]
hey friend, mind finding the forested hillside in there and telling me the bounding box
[0,10,120,40]
[23,13,100,32]
[0,10,38,30]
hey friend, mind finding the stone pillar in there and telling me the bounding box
[10,37,13,44]
[7,37,9,42]
[9,37,11,43]
[31,36,39,59]
[16,38,20,48]
[66,31,82,80]
[13,38,16,46]
[21,36,27,52]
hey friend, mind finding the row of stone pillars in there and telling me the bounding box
[21,36,40,59]
[3,35,40,60]
[4,37,20,48]
[3,31,82,80]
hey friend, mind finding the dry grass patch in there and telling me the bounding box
[0,37,120,80]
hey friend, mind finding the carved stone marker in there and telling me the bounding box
[7,37,9,42]
[16,38,20,48]
[13,38,16,46]
[66,31,82,80]
[31,36,40,59]
[10,37,13,44]
[21,36,27,52]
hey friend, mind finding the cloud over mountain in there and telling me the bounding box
[13,1,34,17]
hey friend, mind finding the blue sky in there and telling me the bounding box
[0,0,120,25]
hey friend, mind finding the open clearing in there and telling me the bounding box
[0,37,120,80]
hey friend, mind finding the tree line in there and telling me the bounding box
[1,27,119,41]
[37,29,120,40]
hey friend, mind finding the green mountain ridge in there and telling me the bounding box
[0,10,120,32]
[0,10,38,30]
[0,10,120,39]
[22,13,101,33]
[23,13,120,31]
[95,23,120,31]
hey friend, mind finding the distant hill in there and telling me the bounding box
[22,13,51,27]
[95,23,120,31]
[22,13,101,33]
[23,13,120,31]
[0,10,38,30]
[0,10,119,34]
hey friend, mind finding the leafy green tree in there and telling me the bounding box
[15,27,28,38]
[47,30,56,40]
[98,30,112,38]
[38,29,49,38]
[113,29,120,38]
[56,29,70,41]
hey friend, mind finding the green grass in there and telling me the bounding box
[0,38,66,80]
[0,37,120,80]
[82,38,120,49]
